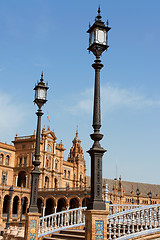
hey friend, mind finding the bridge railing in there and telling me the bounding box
[38,204,160,239]
[109,204,142,214]
[107,204,160,239]
[38,207,86,238]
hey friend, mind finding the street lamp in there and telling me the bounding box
[28,73,48,213]
[5,186,14,229]
[87,7,111,210]
[136,188,140,205]
[19,197,25,227]
[84,187,87,207]
[148,191,152,205]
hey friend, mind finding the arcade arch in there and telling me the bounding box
[37,198,43,214]
[3,195,10,216]
[82,197,90,207]
[45,198,55,215]
[69,197,79,209]
[12,196,19,216]
[57,198,67,212]
[22,197,28,215]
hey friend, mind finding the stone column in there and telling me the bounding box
[42,206,45,217]
[25,175,28,188]
[15,176,18,186]
[54,206,57,213]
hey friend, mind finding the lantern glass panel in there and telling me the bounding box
[90,31,95,46]
[96,29,106,45]
[37,88,46,100]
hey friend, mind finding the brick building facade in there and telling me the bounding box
[0,127,160,228]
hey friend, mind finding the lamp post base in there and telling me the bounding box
[84,210,109,240]
[25,212,41,240]
[87,200,106,210]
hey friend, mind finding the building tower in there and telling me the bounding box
[68,130,86,189]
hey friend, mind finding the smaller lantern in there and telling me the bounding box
[136,188,140,196]
[9,185,14,197]
[34,73,48,108]
[87,6,111,57]
[148,191,152,199]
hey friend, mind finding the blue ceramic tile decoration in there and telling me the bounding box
[95,220,104,239]
[29,220,37,240]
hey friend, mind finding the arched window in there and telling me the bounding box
[68,171,70,179]
[0,154,3,164]
[1,170,7,185]
[3,195,10,216]
[46,159,49,167]
[64,170,66,178]
[17,171,27,187]
[24,157,27,166]
[44,176,49,188]
[54,178,58,189]
[47,144,52,153]
[19,157,23,166]
[55,162,58,170]
[6,155,9,165]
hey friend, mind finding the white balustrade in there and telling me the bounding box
[107,204,160,239]
[38,207,86,238]
[109,204,142,214]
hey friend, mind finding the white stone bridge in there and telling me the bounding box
[38,204,160,239]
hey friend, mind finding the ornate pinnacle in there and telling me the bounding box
[96,5,102,20]
[40,72,44,82]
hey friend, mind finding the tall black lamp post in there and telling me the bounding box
[28,73,48,213]
[136,188,140,205]
[5,186,14,229]
[87,7,111,210]
[148,191,152,205]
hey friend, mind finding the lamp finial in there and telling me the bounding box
[96,5,102,20]
[40,71,44,82]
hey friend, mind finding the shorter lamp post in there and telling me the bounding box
[148,191,152,205]
[28,73,48,213]
[84,187,87,207]
[41,202,44,217]
[5,186,14,229]
[19,197,25,227]
[136,188,140,205]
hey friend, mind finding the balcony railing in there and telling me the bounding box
[17,164,27,167]
[38,187,91,192]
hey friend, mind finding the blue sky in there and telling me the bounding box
[0,1,160,185]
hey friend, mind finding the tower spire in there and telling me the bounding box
[76,125,78,137]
